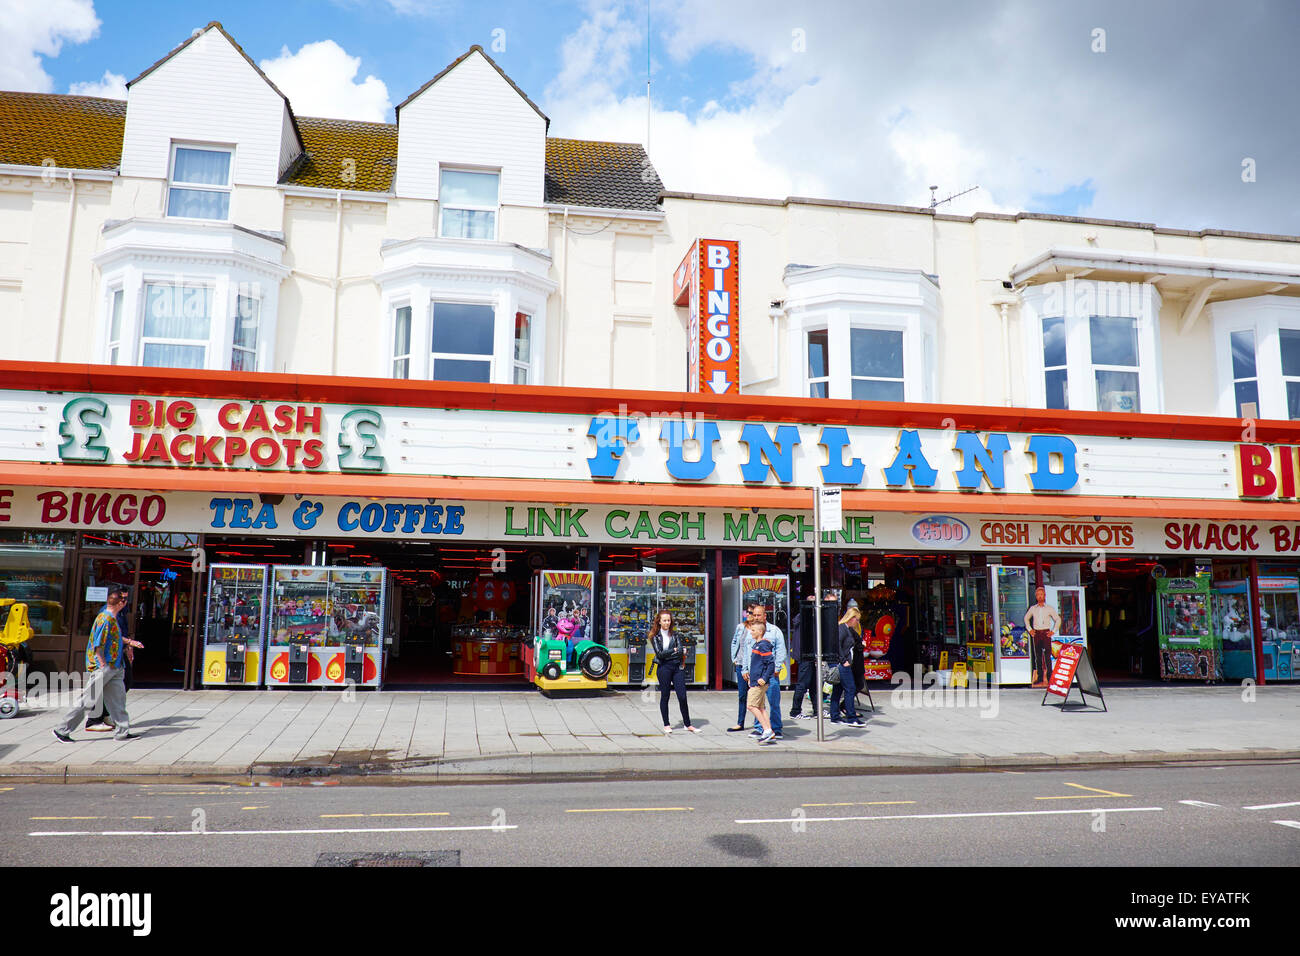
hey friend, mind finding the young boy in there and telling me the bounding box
[745,622,777,744]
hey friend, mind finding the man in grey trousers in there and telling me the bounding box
[52,587,142,742]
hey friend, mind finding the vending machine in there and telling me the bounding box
[1211,580,1257,681]
[265,566,387,689]
[604,572,709,685]
[201,564,268,686]
[1256,577,1299,681]
[1156,577,1222,681]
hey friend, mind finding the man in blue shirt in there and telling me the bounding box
[52,588,142,742]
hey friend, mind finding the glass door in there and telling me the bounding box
[72,556,139,669]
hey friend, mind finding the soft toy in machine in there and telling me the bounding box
[533,617,611,683]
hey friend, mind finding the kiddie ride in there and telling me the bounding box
[526,618,610,693]
[0,601,34,719]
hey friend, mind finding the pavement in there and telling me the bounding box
[0,681,1297,781]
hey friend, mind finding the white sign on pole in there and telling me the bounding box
[818,486,842,532]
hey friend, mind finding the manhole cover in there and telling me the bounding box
[315,851,460,867]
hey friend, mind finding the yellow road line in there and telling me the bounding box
[131,816,154,820]
[565,807,694,813]
[31,816,101,820]
[0,787,14,792]
[802,801,916,808]
[1036,782,1133,800]
[241,806,268,811]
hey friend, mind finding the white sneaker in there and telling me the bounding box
[663,725,673,734]
[757,730,776,743]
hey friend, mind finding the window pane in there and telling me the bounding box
[393,357,409,379]
[0,545,66,635]
[440,207,495,239]
[1045,368,1069,410]
[232,296,259,349]
[1089,315,1138,367]
[1288,381,1300,420]
[231,349,257,372]
[143,343,206,369]
[806,330,828,379]
[1234,380,1260,418]
[432,302,494,355]
[851,379,905,402]
[1095,369,1140,413]
[393,305,411,357]
[439,170,499,207]
[1229,329,1257,380]
[513,313,531,364]
[143,284,211,340]
[173,148,231,186]
[1042,316,1066,368]
[109,290,123,342]
[433,358,491,383]
[167,187,230,220]
[1281,329,1300,378]
[513,364,528,385]
[809,381,828,399]
[850,328,904,378]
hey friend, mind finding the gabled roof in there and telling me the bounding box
[0,90,661,208]
[128,21,304,157]
[546,138,662,211]
[0,92,125,170]
[396,45,549,131]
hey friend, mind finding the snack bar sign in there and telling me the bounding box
[676,239,740,395]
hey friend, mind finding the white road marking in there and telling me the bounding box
[1271,820,1300,830]
[1179,800,1221,808]
[1244,801,1300,810]
[29,824,517,837]
[737,807,1164,825]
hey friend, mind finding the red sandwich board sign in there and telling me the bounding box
[1042,643,1107,711]
[675,239,740,394]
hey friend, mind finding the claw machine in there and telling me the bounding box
[1156,577,1222,681]
[604,572,709,685]
[1255,577,1299,681]
[201,564,268,686]
[1211,580,1257,681]
[266,566,386,688]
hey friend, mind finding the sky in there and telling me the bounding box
[2,0,1297,234]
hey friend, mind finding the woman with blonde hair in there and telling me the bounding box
[829,604,865,726]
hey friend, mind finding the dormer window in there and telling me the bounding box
[439,169,498,239]
[167,145,233,220]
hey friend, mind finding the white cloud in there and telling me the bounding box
[0,0,100,93]
[68,69,126,99]
[260,40,392,122]
[544,0,1300,234]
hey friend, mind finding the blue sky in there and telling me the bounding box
[6,0,1299,234]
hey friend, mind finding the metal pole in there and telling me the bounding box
[814,487,824,742]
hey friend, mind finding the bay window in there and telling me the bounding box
[392,304,412,379]
[784,265,939,403]
[1021,280,1163,413]
[1210,296,1300,420]
[513,312,533,384]
[231,293,260,372]
[141,282,211,369]
[107,289,124,365]
[431,301,494,382]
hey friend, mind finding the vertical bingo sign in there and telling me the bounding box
[675,239,740,394]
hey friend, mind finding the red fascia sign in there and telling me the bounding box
[675,239,740,394]
[1045,643,1083,698]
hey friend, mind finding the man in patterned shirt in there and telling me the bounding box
[52,588,142,742]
